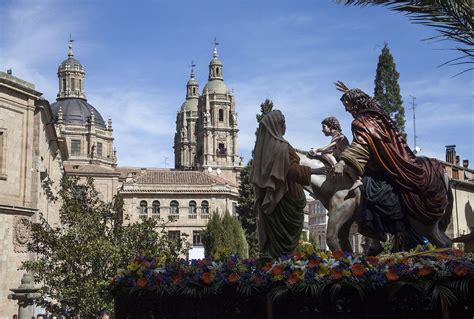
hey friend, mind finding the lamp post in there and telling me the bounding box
[8,273,41,319]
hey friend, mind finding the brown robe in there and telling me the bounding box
[341,109,448,225]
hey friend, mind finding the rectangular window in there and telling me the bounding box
[168,231,180,243]
[62,79,66,91]
[232,202,237,217]
[79,79,82,91]
[218,143,226,155]
[96,142,103,157]
[71,140,81,156]
[219,109,224,122]
[193,231,203,246]
[71,78,75,91]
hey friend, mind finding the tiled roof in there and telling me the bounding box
[64,163,118,175]
[134,170,221,185]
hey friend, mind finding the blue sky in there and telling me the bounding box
[1,0,472,168]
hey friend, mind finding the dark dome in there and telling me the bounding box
[59,57,84,70]
[51,98,106,128]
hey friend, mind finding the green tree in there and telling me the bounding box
[308,231,319,250]
[23,176,189,318]
[337,0,473,75]
[236,99,275,257]
[374,43,406,136]
[202,211,248,259]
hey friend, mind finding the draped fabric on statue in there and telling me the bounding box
[352,109,448,225]
[259,194,306,259]
[250,110,289,217]
[250,110,311,259]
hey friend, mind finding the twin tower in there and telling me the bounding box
[174,45,243,182]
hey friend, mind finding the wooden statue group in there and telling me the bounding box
[250,82,452,258]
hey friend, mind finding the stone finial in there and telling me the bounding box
[190,60,196,80]
[108,116,113,130]
[68,37,74,58]
[213,37,219,58]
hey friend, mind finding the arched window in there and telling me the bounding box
[170,200,179,215]
[189,200,197,218]
[152,200,160,218]
[216,67,220,76]
[218,109,224,122]
[201,200,209,218]
[193,87,196,94]
[139,200,148,219]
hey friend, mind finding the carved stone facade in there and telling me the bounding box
[0,71,64,316]
[13,216,31,253]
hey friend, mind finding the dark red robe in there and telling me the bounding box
[351,109,449,225]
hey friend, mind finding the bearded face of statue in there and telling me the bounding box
[342,97,358,118]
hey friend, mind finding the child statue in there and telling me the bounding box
[309,116,349,166]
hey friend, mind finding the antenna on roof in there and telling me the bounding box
[409,95,420,154]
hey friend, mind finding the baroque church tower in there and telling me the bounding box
[174,63,199,169]
[195,44,242,182]
[52,40,116,168]
[174,44,243,183]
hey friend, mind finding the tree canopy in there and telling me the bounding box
[23,176,189,317]
[374,43,406,136]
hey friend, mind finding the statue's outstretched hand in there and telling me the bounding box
[333,160,345,176]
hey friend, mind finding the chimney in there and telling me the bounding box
[456,155,460,166]
[445,145,456,164]
[463,159,469,168]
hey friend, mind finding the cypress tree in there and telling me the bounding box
[203,211,248,259]
[236,99,274,257]
[374,43,406,137]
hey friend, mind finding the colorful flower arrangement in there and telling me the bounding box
[111,242,473,302]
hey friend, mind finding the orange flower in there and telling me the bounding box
[436,254,449,261]
[261,262,272,272]
[201,272,214,285]
[419,266,432,277]
[307,259,320,269]
[452,249,464,257]
[386,269,399,281]
[330,269,343,280]
[453,266,469,277]
[272,265,284,276]
[332,250,344,259]
[293,251,302,260]
[366,256,379,265]
[136,277,148,288]
[351,263,365,277]
[287,273,300,285]
[172,274,182,285]
[228,273,240,284]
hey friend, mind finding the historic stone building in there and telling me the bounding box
[442,145,474,241]
[175,45,243,184]
[125,45,243,258]
[51,40,120,202]
[0,71,65,316]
